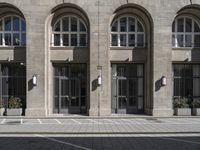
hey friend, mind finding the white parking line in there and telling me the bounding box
[55,119,62,124]
[161,137,200,145]
[1,119,6,124]
[71,119,81,124]
[37,119,42,124]
[35,134,92,150]
[88,119,101,124]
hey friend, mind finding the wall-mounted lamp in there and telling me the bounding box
[98,75,102,86]
[97,66,102,86]
[161,76,167,86]
[33,75,37,86]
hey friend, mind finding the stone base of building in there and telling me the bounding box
[89,108,111,116]
[25,108,47,117]
[152,108,174,117]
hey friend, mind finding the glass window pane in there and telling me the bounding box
[5,33,11,45]
[54,21,60,31]
[111,21,118,32]
[54,34,60,46]
[71,17,77,32]
[120,34,126,46]
[177,34,184,47]
[193,78,200,97]
[111,34,118,46]
[137,34,144,47]
[0,34,2,45]
[120,17,127,32]
[21,20,26,31]
[0,20,2,31]
[172,34,176,47]
[194,22,200,32]
[62,17,69,32]
[172,21,175,32]
[137,21,144,32]
[13,17,20,31]
[80,34,86,46]
[185,18,192,32]
[63,34,69,46]
[5,17,11,31]
[128,34,135,47]
[128,17,135,32]
[71,34,77,46]
[185,35,192,47]
[21,33,26,46]
[80,21,86,32]
[177,18,184,32]
[194,35,200,47]
[13,33,20,46]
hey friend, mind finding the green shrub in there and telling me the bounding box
[192,99,200,108]
[8,96,22,109]
[173,97,189,108]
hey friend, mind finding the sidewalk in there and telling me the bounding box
[0,118,200,134]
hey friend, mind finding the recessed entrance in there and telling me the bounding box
[0,63,26,115]
[53,64,87,114]
[111,64,144,114]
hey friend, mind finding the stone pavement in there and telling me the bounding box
[0,117,200,134]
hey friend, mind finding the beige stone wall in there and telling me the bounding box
[0,0,199,116]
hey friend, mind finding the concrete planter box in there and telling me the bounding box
[6,108,22,116]
[192,108,200,116]
[0,108,5,116]
[174,108,191,116]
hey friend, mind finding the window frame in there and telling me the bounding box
[0,15,26,47]
[110,16,146,48]
[172,16,200,48]
[52,15,87,47]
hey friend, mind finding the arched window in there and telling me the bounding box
[0,15,26,46]
[52,15,87,47]
[172,16,200,48]
[111,16,145,47]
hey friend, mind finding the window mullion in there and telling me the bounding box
[78,19,80,47]
[136,19,138,47]
[118,19,120,46]
[69,17,71,46]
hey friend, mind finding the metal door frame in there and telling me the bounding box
[58,77,81,114]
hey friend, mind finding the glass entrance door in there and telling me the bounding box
[58,77,80,114]
[54,64,86,114]
[111,64,144,114]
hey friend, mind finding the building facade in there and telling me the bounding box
[0,0,200,117]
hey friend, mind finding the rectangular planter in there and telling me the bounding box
[6,108,22,116]
[174,108,191,116]
[0,108,5,116]
[192,108,200,116]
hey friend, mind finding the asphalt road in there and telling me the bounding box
[0,134,199,150]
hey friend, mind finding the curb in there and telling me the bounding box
[0,132,200,135]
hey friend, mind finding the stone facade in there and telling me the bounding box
[0,0,200,117]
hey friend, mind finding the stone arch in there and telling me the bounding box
[109,3,154,115]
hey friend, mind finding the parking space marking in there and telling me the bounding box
[160,137,200,145]
[35,134,92,150]
[1,119,6,124]
[88,119,101,124]
[37,119,42,124]
[55,119,62,124]
[71,119,81,124]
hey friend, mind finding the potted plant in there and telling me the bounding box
[192,99,200,116]
[173,97,191,116]
[0,99,5,116]
[6,96,22,116]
